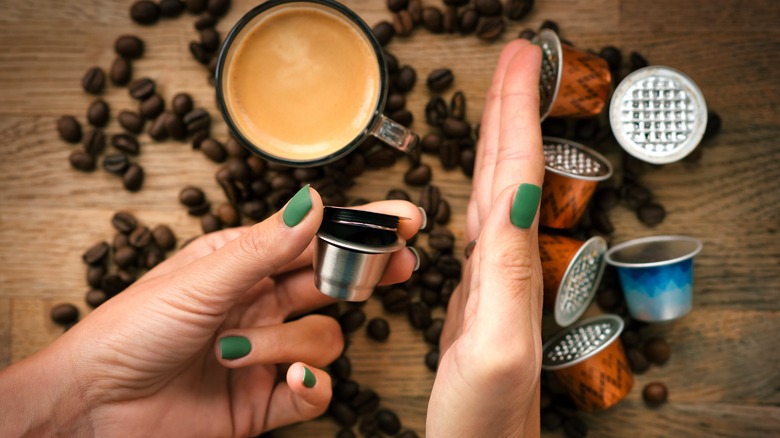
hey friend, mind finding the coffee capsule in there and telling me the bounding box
[610,66,707,164]
[535,29,612,120]
[539,234,608,326]
[314,207,407,301]
[540,137,613,229]
[605,235,702,322]
[542,314,634,411]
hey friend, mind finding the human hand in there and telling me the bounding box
[427,40,545,437]
[0,187,422,437]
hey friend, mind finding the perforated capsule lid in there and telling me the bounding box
[542,314,624,370]
[610,66,708,164]
[534,29,563,121]
[555,236,608,327]
[543,137,613,181]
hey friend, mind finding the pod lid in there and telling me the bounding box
[543,137,613,181]
[542,314,624,370]
[323,207,400,231]
[534,29,563,121]
[610,66,707,164]
[555,236,608,327]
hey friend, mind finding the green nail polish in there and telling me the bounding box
[302,366,316,388]
[510,183,542,229]
[283,184,312,227]
[220,336,251,360]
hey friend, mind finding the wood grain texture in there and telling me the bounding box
[0,0,778,437]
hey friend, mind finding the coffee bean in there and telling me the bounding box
[424,318,443,345]
[117,111,144,134]
[365,146,397,168]
[542,117,567,137]
[442,7,457,33]
[540,409,563,431]
[590,208,614,235]
[86,264,106,289]
[83,129,106,156]
[166,94,193,118]
[200,28,221,52]
[179,186,205,207]
[436,254,461,278]
[115,35,145,59]
[446,92,466,122]
[506,0,534,20]
[142,245,164,269]
[518,28,536,40]
[81,66,105,95]
[393,10,414,37]
[477,17,505,40]
[382,94,405,114]
[390,109,413,127]
[109,57,132,86]
[198,138,226,163]
[420,185,441,219]
[140,94,165,119]
[375,409,401,435]
[330,355,352,380]
[57,116,82,143]
[113,246,137,269]
[85,289,108,308]
[148,114,169,141]
[189,41,210,64]
[334,379,360,403]
[330,406,358,429]
[599,45,622,72]
[184,108,211,134]
[122,164,144,191]
[422,269,444,289]
[240,199,265,220]
[621,183,652,209]
[429,228,455,251]
[637,202,666,227]
[371,21,395,47]
[112,234,127,250]
[69,151,96,172]
[644,337,671,365]
[704,111,721,141]
[408,301,432,329]
[83,241,109,265]
[642,382,668,405]
[86,99,110,128]
[130,1,160,25]
[422,7,444,33]
[457,7,479,33]
[425,348,439,371]
[563,417,587,438]
[419,287,438,306]
[165,113,186,140]
[381,288,411,313]
[475,0,502,15]
[200,213,222,234]
[206,0,230,17]
[439,277,457,306]
[150,225,176,251]
[128,226,152,249]
[386,189,411,202]
[621,329,641,348]
[441,118,471,138]
[185,0,207,13]
[420,133,442,154]
[128,78,155,101]
[108,134,138,157]
[403,164,431,186]
[431,200,450,226]
[438,140,459,169]
[425,97,448,126]
[427,68,453,92]
[366,318,390,341]
[102,153,129,175]
[338,308,366,333]
[593,187,619,211]
[460,148,475,177]
[630,51,649,71]
[596,287,621,310]
[359,415,380,436]
[540,19,559,34]
[159,0,185,17]
[574,118,599,141]
[627,347,649,374]
[464,240,478,261]
[50,303,79,325]
[350,389,380,415]
[395,66,417,92]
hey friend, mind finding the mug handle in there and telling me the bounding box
[369,114,419,153]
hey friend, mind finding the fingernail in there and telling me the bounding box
[409,247,421,271]
[302,366,316,388]
[283,184,312,227]
[418,206,428,230]
[219,336,251,360]
[510,183,542,229]
[464,239,477,260]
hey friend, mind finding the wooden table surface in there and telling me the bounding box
[1,0,779,436]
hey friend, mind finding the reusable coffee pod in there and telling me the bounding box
[535,29,612,120]
[540,137,613,229]
[610,66,708,164]
[539,233,608,327]
[605,235,702,322]
[314,207,406,301]
[542,314,633,411]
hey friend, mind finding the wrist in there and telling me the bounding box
[0,335,93,436]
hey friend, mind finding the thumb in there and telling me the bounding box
[171,185,324,314]
[263,362,332,432]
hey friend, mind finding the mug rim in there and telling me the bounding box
[214,0,388,167]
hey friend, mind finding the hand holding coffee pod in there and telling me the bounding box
[314,207,410,301]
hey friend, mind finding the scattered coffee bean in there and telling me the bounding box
[621,183,652,209]
[541,409,563,431]
[506,0,534,20]
[441,118,471,138]
[404,164,432,186]
[630,51,649,71]
[597,287,621,310]
[390,109,413,127]
[393,10,414,37]
[159,0,185,17]
[429,228,455,251]
[436,254,461,278]
[644,337,671,365]
[621,329,641,348]
[366,318,390,341]
[449,91,466,121]
[334,379,360,403]
[123,164,144,191]
[110,57,132,85]
[200,138,227,163]
[562,416,587,438]
[425,97,448,127]
[540,19,560,34]
[381,288,412,313]
[330,402,358,427]
[376,409,401,435]
[184,108,211,134]
[165,113,187,140]
[128,226,152,249]
[457,8,479,34]
[148,114,169,141]
[168,94,194,117]
[69,151,96,172]
[475,0,502,16]
[434,199,451,225]
[82,67,105,95]
[599,45,622,72]
[185,0,207,13]
[50,303,79,325]
[140,94,165,119]
[129,78,156,100]
[190,41,210,64]
[425,347,439,371]
[387,0,408,12]
[152,225,176,250]
[427,68,453,92]
[460,148,475,177]
[642,382,668,405]
[574,118,599,141]
[590,208,614,235]
[424,318,443,344]
[542,117,567,137]
[330,355,351,380]
[57,116,82,143]
[443,7,457,33]
[82,241,109,265]
[395,66,417,92]
[518,28,536,40]
[87,99,110,128]
[339,308,366,333]
[436,140,457,169]
[386,189,411,202]
[86,264,106,288]
[704,111,721,141]
[594,187,620,211]
[422,269,445,290]
[350,389,380,415]
[385,94,406,113]
[476,16,505,40]
[201,213,222,233]
[113,246,138,269]
[109,134,138,156]
[83,129,106,156]
[627,347,650,374]
[408,301,432,329]
[103,153,130,175]
[464,239,477,259]
[421,133,442,154]
[422,7,444,33]
[118,111,144,134]
[397,431,419,438]
[85,289,108,308]
[206,0,230,17]
[637,202,666,227]
[115,35,145,59]
[130,1,160,25]
[179,186,206,208]
[199,28,220,52]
